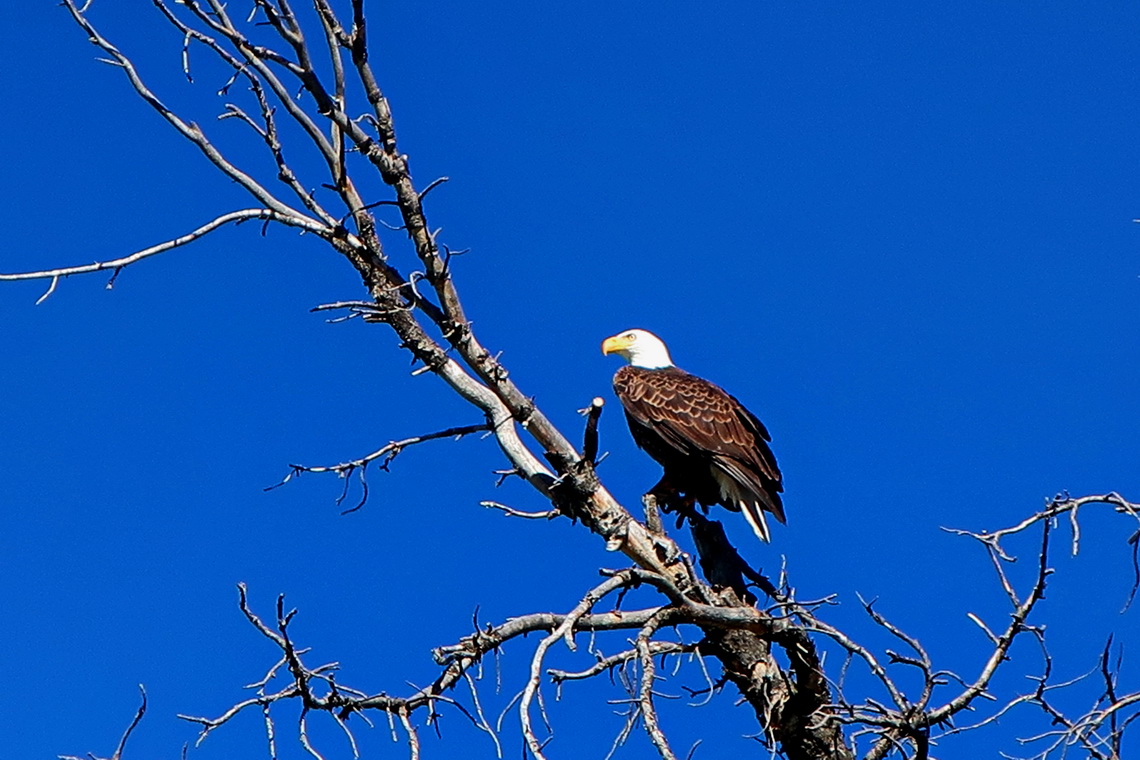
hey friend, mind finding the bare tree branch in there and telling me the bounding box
[60,685,147,760]
[265,423,490,513]
[0,209,320,293]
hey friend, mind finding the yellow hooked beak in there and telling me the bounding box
[601,333,633,356]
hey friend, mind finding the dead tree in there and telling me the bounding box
[10,3,1137,759]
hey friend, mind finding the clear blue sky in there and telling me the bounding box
[2,2,1138,758]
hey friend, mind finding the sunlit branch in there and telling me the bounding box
[637,609,680,760]
[0,209,323,300]
[60,685,148,760]
[266,423,490,514]
[64,0,308,220]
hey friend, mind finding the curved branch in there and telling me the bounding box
[60,685,147,760]
[519,572,646,760]
[266,423,491,512]
[637,609,680,760]
[64,0,309,220]
[0,208,321,283]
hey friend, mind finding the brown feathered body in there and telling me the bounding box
[613,365,785,541]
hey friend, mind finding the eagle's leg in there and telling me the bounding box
[645,476,698,529]
[646,476,683,510]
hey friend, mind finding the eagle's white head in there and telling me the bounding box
[601,329,675,369]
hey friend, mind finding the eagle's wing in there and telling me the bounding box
[615,368,785,532]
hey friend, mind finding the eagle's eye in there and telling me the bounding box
[625,332,637,341]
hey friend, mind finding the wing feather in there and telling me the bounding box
[615,367,785,525]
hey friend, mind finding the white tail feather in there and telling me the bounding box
[713,467,774,543]
[740,500,771,543]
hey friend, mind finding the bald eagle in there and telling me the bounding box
[602,329,785,542]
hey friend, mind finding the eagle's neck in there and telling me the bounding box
[627,343,674,369]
